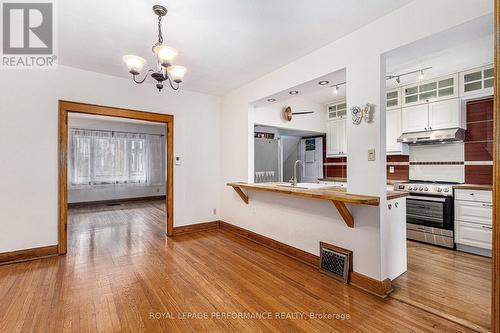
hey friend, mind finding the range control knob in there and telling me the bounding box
[408,186,412,190]
[437,187,442,192]
[419,187,424,191]
[424,187,429,191]
[444,188,450,193]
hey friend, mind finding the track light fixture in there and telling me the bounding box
[329,81,346,95]
[386,66,432,85]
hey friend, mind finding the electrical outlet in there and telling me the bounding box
[389,166,395,173]
[213,208,217,215]
[157,188,160,193]
[368,149,376,161]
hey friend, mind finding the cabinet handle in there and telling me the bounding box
[424,127,427,130]
[482,203,493,207]
[481,225,492,230]
[429,126,432,129]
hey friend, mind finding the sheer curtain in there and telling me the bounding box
[69,129,164,188]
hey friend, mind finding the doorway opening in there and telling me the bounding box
[58,101,174,254]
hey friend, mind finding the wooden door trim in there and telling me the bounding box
[493,2,499,332]
[58,100,174,254]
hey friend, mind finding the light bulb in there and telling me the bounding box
[122,55,147,75]
[167,65,187,83]
[153,44,178,67]
[333,86,339,94]
[418,70,424,81]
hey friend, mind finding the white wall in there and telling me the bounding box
[254,96,326,133]
[67,116,167,203]
[220,0,492,280]
[0,65,221,252]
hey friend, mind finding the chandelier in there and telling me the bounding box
[123,5,186,92]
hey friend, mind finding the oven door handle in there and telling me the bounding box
[407,195,447,202]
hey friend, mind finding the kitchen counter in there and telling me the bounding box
[318,178,406,186]
[227,182,408,228]
[453,184,493,191]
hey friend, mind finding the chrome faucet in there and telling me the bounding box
[292,160,303,186]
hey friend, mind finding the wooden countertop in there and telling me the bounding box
[227,182,408,204]
[453,184,493,191]
[227,182,408,228]
[228,182,380,205]
[318,178,406,186]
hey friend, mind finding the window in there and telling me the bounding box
[69,129,164,187]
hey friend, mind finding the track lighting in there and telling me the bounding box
[333,86,339,94]
[386,66,431,85]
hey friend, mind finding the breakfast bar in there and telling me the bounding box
[227,182,408,227]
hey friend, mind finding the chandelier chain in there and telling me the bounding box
[157,15,163,44]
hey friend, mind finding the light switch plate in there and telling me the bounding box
[368,149,376,161]
[175,156,181,165]
[389,166,395,173]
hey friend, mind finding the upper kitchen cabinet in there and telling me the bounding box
[459,64,494,98]
[327,100,347,120]
[402,74,458,107]
[326,118,347,156]
[401,104,429,133]
[402,99,462,133]
[386,108,408,154]
[326,100,347,157]
[386,88,401,110]
[428,98,461,130]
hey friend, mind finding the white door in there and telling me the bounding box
[428,98,459,130]
[386,109,402,153]
[401,104,429,133]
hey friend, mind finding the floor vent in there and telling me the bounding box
[319,242,352,284]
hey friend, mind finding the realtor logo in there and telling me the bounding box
[1,1,57,68]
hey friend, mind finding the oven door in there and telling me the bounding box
[406,195,453,230]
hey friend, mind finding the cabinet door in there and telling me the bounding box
[386,109,402,152]
[460,65,494,97]
[326,119,346,156]
[339,118,347,155]
[386,89,401,110]
[401,104,428,133]
[455,200,492,226]
[428,99,459,130]
[455,221,492,250]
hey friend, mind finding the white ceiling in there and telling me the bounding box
[254,14,493,107]
[59,0,413,96]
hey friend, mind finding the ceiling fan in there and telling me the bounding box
[282,106,314,122]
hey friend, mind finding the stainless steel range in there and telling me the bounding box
[394,182,455,248]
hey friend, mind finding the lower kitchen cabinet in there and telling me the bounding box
[455,221,492,250]
[454,189,492,257]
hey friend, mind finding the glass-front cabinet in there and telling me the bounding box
[327,100,347,120]
[402,74,458,107]
[459,64,494,98]
[386,88,401,110]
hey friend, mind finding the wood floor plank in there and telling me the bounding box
[391,240,491,332]
[0,200,480,332]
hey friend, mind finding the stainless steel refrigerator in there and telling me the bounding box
[254,138,281,183]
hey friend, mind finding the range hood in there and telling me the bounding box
[397,128,465,145]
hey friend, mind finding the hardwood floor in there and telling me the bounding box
[0,200,479,332]
[391,241,492,332]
